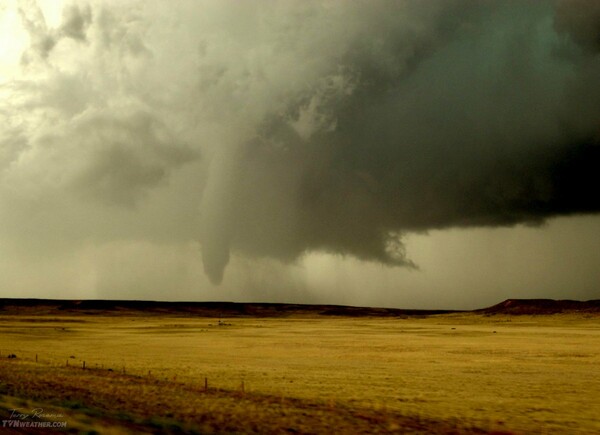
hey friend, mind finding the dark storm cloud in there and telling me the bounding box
[199,1,600,283]
[555,0,600,53]
[2,1,599,287]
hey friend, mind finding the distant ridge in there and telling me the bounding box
[0,298,456,317]
[0,298,598,317]
[478,299,600,315]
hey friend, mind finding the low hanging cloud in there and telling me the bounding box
[1,0,599,286]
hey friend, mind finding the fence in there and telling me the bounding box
[0,346,247,394]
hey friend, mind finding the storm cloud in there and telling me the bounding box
[1,1,599,288]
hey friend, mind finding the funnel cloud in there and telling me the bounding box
[0,1,599,296]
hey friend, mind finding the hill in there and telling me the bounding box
[477,298,600,315]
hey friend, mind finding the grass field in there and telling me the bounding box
[0,309,599,433]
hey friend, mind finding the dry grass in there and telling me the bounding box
[0,312,599,433]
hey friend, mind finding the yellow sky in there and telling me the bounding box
[0,0,63,78]
[0,3,25,81]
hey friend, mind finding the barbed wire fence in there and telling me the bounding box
[0,346,248,394]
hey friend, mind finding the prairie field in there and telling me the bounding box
[0,309,599,434]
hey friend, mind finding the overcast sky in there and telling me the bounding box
[1,0,599,309]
